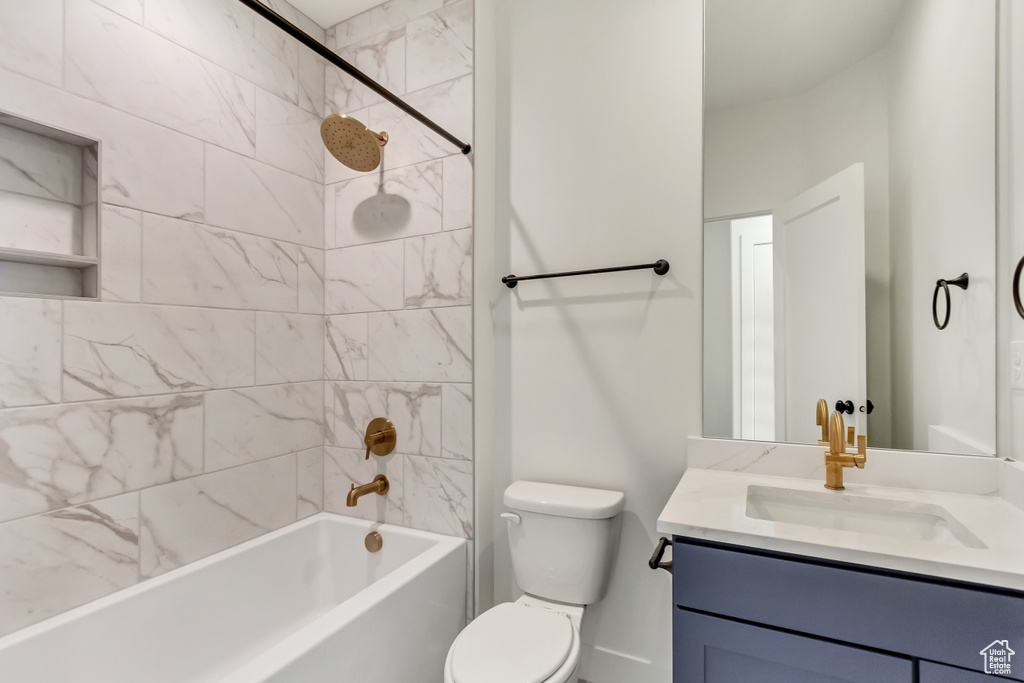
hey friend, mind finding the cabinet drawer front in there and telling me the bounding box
[673,539,1024,673]
[674,609,912,683]
[920,661,1024,683]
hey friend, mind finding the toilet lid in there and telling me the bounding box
[451,603,574,683]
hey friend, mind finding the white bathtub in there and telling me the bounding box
[0,514,468,682]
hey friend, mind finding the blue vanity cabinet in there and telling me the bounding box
[671,538,1024,683]
[675,609,912,682]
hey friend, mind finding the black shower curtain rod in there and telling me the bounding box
[236,0,471,155]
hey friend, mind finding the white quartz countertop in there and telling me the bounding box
[657,468,1024,592]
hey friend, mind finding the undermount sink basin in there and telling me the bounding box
[745,485,987,549]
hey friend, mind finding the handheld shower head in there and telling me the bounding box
[320,114,388,172]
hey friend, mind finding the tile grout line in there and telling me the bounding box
[0,447,323,529]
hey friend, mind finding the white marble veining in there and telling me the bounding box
[331,158,443,247]
[295,247,323,316]
[0,124,82,205]
[260,0,327,43]
[140,454,297,578]
[0,493,139,637]
[255,89,324,183]
[325,314,369,380]
[330,28,406,113]
[406,0,473,93]
[256,313,324,384]
[324,446,404,524]
[142,214,299,311]
[404,455,472,538]
[370,74,472,170]
[658,467,1024,592]
[0,394,203,523]
[63,303,255,401]
[404,228,472,307]
[0,298,61,409]
[65,0,257,156]
[326,381,441,455]
[205,382,323,471]
[0,0,476,637]
[297,51,326,118]
[0,192,82,255]
[0,0,62,87]
[297,446,324,519]
[442,383,472,460]
[442,153,473,231]
[328,0,441,49]
[0,122,85,255]
[368,307,472,382]
[0,68,205,221]
[145,0,300,106]
[100,205,142,302]
[205,145,323,248]
[324,241,404,314]
[90,0,144,23]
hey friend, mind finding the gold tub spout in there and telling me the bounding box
[347,474,390,507]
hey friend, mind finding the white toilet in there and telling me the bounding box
[444,481,625,683]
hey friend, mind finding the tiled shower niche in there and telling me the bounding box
[0,112,99,299]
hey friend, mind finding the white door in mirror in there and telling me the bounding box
[773,163,867,442]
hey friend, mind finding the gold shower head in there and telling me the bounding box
[321,114,388,172]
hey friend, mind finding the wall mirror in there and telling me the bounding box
[702,0,997,455]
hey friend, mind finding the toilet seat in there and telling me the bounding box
[444,602,581,683]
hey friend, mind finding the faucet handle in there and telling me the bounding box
[363,417,397,460]
[846,426,855,448]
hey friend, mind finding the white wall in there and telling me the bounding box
[704,49,894,446]
[477,1,703,680]
[888,0,996,453]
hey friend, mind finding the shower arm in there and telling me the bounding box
[236,0,471,156]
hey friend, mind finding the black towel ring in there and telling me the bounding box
[1014,255,1024,320]
[932,273,969,330]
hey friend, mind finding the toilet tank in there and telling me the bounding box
[503,481,625,605]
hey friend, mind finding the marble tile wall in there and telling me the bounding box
[321,0,474,539]
[0,0,474,638]
[0,123,84,255]
[0,0,326,637]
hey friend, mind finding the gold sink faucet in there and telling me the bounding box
[347,474,390,507]
[824,411,866,490]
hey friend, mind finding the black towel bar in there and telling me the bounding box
[502,259,669,289]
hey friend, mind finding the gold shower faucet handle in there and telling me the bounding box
[363,417,397,460]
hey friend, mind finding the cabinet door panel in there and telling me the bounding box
[674,609,912,683]
[920,660,1024,682]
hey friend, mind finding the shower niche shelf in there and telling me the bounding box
[0,111,100,299]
